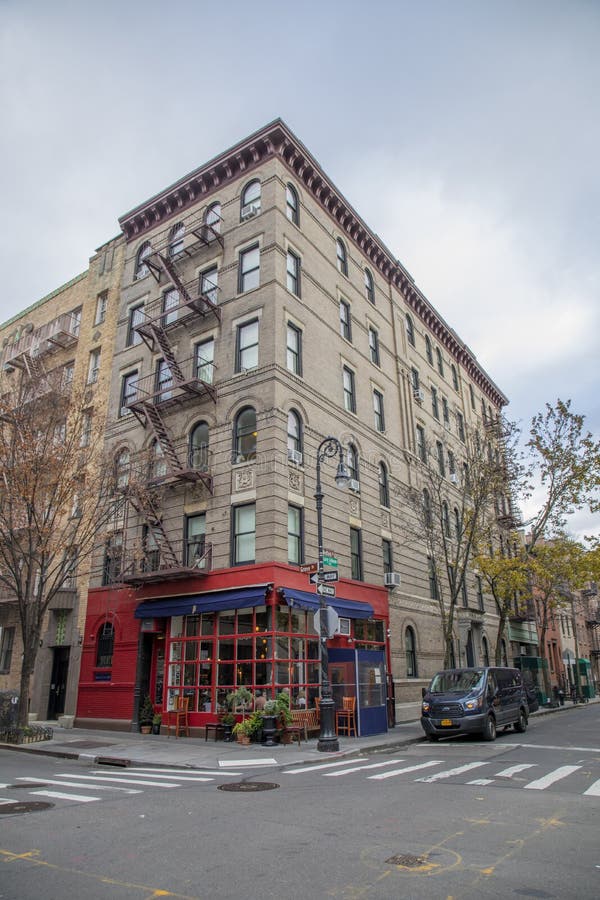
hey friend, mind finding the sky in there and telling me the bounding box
[1,0,598,536]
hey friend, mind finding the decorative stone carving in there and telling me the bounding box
[288,469,303,493]
[349,496,360,517]
[381,510,391,530]
[234,467,254,492]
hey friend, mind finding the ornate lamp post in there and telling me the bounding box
[315,436,350,752]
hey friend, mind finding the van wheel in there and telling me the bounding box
[427,734,439,742]
[482,715,496,742]
[514,709,528,733]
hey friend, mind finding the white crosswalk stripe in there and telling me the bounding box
[369,760,443,780]
[583,779,600,797]
[18,777,142,794]
[416,761,490,783]
[524,765,581,790]
[495,763,537,778]
[30,790,99,803]
[284,758,369,774]
[52,773,180,787]
[323,759,404,777]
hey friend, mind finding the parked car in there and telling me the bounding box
[421,666,529,742]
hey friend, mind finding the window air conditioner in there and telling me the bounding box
[241,202,260,220]
[413,387,424,403]
[384,572,402,588]
[348,478,361,493]
[287,448,303,466]
[449,473,459,484]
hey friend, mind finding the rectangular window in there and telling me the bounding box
[0,626,15,673]
[63,362,74,386]
[286,250,301,296]
[102,532,122,586]
[461,579,468,607]
[94,291,107,325]
[200,266,218,305]
[350,527,363,581]
[195,338,214,384]
[416,425,426,462]
[442,396,450,427]
[236,319,259,372]
[382,539,393,575]
[476,575,484,611]
[233,504,256,565]
[87,348,101,384]
[70,307,82,337]
[127,304,144,346]
[373,389,385,432]
[80,410,92,448]
[431,386,439,420]
[436,440,445,476]
[186,513,207,567]
[469,383,476,410]
[428,557,438,600]
[368,326,380,366]
[286,323,302,375]
[343,367,356,413]
[239,245,260,293]
[120,371,138,416]
[339,299,352,341]
[411,368,420,391]
[456,411,466,442]
[288,505,303,565]
[156,358,173,400]
[448,449,456,475]
[162,288,179,326]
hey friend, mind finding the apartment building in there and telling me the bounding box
[72,120,509,733]
[0,235,125,721]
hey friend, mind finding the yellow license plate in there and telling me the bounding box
[440,718,453,726]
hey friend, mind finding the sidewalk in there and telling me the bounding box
[2,700,592,771]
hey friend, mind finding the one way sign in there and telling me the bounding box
[309,570,339,584]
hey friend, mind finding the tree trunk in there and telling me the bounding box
[494,611,507,665]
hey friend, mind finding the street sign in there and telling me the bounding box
[309,570,339,584]
[313,606,340,638]
[322,554,338,568]
[315,583,336,597]
[299,563,318,574]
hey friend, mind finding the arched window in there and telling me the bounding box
[346,444,359,484]
[135,241,151,280]
[115,448,130,489]
[454,507,461,541]
[482,636,490,667]
[364,268,375,303]
[436,347,444,377]
[336,238,348,276]
[241,180,261,219]
[406,627,417,677]
[378,462,389,507]
[406,314,415,347]
[168,222,185,257]
[96,621,114,668]
[287,409,302,456]
[423,488,432,527]
[189,421,209,471]
[442,501,451,537]
[205,201,222,235]
[451,364,459,391]
[286,184,299,225]
[150,439,166,480]
[425,335,433,364]
[234,407,257,462]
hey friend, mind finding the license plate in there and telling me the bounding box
[440,718,453,726]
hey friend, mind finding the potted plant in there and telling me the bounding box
[261,699,278,746]
[274,691,293,743]
[139,695,154,734]
[232,718,253,745]
[151,712,162,735]
[226,687,253,719]
[220,712,235,742]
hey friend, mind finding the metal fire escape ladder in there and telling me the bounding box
[143,404,185,475]
[126,485,179,569]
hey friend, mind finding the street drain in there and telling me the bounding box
[386,853,428,868]
[0,801,54,814]
[218,782,279,793]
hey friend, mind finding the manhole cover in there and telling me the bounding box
[218,782,279,793]
[386,853,428,868]
[0,801,54,814]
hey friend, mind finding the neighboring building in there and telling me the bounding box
[0,235,125,721]
[73,119,509,733]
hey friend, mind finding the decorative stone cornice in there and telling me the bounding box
[118,118,507,407]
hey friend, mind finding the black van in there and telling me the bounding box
[420,667,529,742]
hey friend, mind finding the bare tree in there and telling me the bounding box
[0,367,120,726]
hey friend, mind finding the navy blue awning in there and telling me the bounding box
[280,588,373,620]
[135,584,270,619]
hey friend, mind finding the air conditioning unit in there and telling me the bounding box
[384,572,402,588]
[288,448,303,466]
[449,473,459,484]
[241,202,260,220]
[348,478,360,493]
[413,387,424,403]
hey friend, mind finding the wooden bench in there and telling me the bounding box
[290,708,320,740]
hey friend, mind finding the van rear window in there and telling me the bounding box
[430,670,485,693]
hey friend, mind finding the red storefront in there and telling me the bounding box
[77,562,390,735]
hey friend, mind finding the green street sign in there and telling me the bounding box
[322,554,338,568]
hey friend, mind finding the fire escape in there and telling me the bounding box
[2,311,80,381]
[120,209,222,585]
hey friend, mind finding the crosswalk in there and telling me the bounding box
[0,766,244,807]
[282,757,600,797]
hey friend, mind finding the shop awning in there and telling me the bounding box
[280,588,373,620]
[134,584,270,619]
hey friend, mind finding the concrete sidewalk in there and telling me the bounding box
[1,700,592,771]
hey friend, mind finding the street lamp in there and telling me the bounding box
[314,436,350,752]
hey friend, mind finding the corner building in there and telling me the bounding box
[78,120,507,732]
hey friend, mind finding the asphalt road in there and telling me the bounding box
[1,704,599,899]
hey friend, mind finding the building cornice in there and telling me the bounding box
[118,118,508,408]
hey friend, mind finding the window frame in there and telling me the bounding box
[425,335,433,365]
[364,267,375,304]
[382,539,393,576]
[373,389,385,432]
[405,626,418,678]
[342,366,356,414]
[236,318,259,372]
[350,526,363,581]
[336,238,348,276]
[96,621,115,668]
[436,347,444,378]
[287,409,302,455]
[241,180,261,219]
[120,370,138,417]
[286,183,299,225]
[286,322,302,376]
[186,512,207,567]
[94,291,108,326]
[368,325,380,366]
[406,314,415,347]
[127,303,144,346]
[339,298,352,341]
[378,461,390,508]
[238,244,260,293]
[232,503,256,566]
[233,407,257,462]
[87,348,101,385]
[0,626,15,673]
[287,504,304,565]
[135,241,151,280]
[168,222,185,258]
[286,249,301,296]
[416,424,426,462]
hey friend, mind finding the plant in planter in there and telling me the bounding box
[152,713,162,735]
[274,691,293,743]
[220,712,236,742]
[261,699,279,746]
[232,718,254,745]
[226,687,253,719]
[139,695,154,734]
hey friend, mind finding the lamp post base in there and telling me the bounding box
[317,697,339,752]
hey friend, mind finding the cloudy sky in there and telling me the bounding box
[1,0,598,534]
